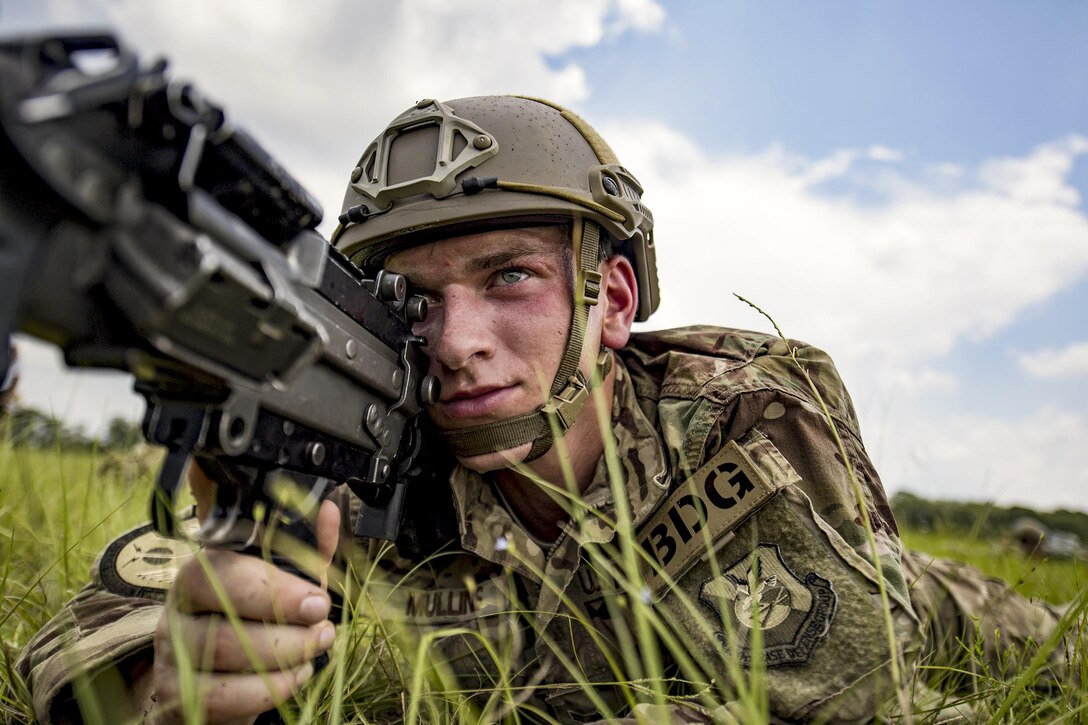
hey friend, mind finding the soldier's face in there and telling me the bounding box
[386,226,587,468]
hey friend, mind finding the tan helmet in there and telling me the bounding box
[332,95,658,321]
[331,96,659,462]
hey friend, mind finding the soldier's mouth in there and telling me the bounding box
[440,384,519,419]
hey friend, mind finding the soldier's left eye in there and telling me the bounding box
[497,269,529,285]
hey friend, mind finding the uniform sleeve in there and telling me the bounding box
[14,513,203,724]
[710,339,909,602]
[650,338,921,722]
[15,584,161,724]
[903,548,1076,690]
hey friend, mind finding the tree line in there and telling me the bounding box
[891,490,1088,542]
[1,405,142,450]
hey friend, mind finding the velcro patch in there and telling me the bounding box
[639,432,798,596]
[98,510,201,599]
[699,543,836,667]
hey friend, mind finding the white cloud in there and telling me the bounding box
[609,122,1088,379]
[929,162,964,178]
[883,367,958,395]
[978,136,1088,206]
[886,406,1088,511]
[611,0,667,32]
[796,148,860,186]
[1016,341,1088,379]
[867,145,903,163]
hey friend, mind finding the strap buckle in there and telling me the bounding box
[579,269,602,307]
[542,373,590,432]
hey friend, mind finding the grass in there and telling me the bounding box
[0,439,1085,723]
[900,528,1087,605]
[0,445,151,723]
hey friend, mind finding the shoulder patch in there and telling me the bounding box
[97,510,201,599]
[699,543,837,667]
[639,430,799,596]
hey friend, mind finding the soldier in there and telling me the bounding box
[18,97,1075,724]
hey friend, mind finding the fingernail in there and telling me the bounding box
[318,622,336,649]
[299,595,330,623]
[296,663,314,686]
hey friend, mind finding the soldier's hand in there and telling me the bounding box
[150,464,341,724]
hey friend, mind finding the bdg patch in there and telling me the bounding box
[638,434,796,596]
[98,511,200,599]
[699,543,836,667]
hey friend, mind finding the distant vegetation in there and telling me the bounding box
[1,405,142,450]
[891,490,1088,542]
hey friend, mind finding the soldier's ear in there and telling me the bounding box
[599,254,638,351]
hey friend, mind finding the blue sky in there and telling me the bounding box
[4,1,1087,511]
[573,3,1088,161]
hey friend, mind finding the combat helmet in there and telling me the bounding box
[332,96,659,461]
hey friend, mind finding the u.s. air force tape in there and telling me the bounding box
[638,431,800,597]
[97,509,201,599]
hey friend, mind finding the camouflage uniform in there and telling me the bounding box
[902,550,1074,694]
[18,327,1073,723]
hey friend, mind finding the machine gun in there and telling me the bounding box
[0,33,442,558]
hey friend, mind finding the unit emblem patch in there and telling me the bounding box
[98,512,201,599]
[699,543,836,667]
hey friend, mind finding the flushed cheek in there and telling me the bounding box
[496,302,568,375]
[418,292,570,385]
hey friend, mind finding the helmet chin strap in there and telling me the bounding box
[437,218,612,462]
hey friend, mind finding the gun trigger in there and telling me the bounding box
[151,448,190,536]
[201,498,251,549]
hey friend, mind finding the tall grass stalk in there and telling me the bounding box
[735,294,906,695]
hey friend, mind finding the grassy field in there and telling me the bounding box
[900,528,1087,606]
[1,445,1085,723]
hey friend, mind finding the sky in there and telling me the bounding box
[3,1,1087,512]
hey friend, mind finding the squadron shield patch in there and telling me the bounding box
[97,510,201,599]
[699,543,836,667]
